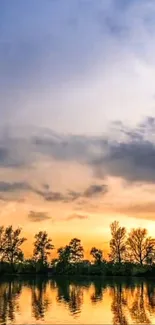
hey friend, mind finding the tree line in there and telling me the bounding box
[0,221,155,276]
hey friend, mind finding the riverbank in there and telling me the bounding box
[1,260,155,278]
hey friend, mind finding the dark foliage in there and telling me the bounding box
[0,222,155,277]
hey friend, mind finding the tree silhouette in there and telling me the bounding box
[55,245,72,273]
[109,221,126,263]
[90,247,103,264]
[57,245,71,264]
[0,226,4,261]
[126,228,155,265]
[3,226,26,269]
[33,231,54,265]
[69,238,84,263]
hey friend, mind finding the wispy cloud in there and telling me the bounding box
[35,188,66,202]
[35,183,108,202]
[0,181,31,192]
[28,211,51,222]
[83,184,108,197]
[65,214,88,221]
[114,201,155,221]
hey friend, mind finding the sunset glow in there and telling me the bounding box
[1,0,155,258]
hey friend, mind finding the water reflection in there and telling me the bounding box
[30,278,50,320]
[147,283,155,314]
[111,284,128,325]
[129,283,151,324]
[56,279,83,316]
[1,277,155,323]
[90,280,105,303]
[0,280,21,324]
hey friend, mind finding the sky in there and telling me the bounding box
[1,0,155,258]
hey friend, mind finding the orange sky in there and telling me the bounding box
[1,158,155,259]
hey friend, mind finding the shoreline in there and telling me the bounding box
[1,273,155,280]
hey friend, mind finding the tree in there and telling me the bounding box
[3,226,26,267]
[33,231,54,265]
[90,247,103,264]
[126,228,155,265]
[0,226,4,261]
[109,221,126,263]
[55,245,72,274]
[69,238,84,263]
[57,245,71,264]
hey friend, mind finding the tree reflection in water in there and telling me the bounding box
[90,280,105,303]
[30,278,50,320]
[109,280,153,325]
[29,278,155,323]
[56,279,83,317]
[0,278,155,324]
[129,282,151,324]
[110,284,128,325]
[146,282,155,315]
[56,279,70,304]
[0,280,21,324]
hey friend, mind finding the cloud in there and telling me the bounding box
[31,118,155,184]
[32,132,97,163]
[90,118,155,183]
[83,184,108,197]
[91,140,155,183]
[0,117,155,185]
[34,187,68,202]
[28,211,88,223]
[115,202,155,221]
[0,181,32,201]
[67,190,81,201]
[0,173,108,203]
[0,126,99,168]
[35,183,108,202]
[65,214,88,221]
[0,147,24,168]
[0,181,31,192]
[0,130,36,168]
[28,211,51,222]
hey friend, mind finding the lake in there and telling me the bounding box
[1,276,155,324]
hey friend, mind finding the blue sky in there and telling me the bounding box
[1,0,155,133]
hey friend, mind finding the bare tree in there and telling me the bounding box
[126,228,155,265]
[109,221,126,263]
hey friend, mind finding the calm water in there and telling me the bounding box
[1,276,155,324]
